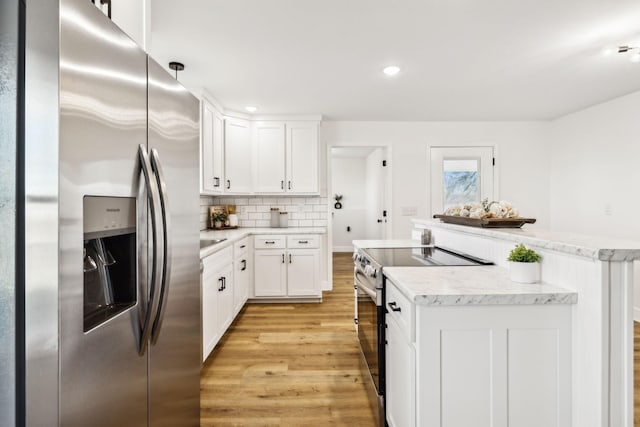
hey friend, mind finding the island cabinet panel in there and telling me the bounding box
[415,304,572,427]
[440,329,495,426]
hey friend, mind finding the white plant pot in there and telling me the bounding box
[509,261,540,284]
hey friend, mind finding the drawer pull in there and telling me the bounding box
[282,253,285,263]
[218,277,224,292]
[298,240,308,244]
[240,244,246,249]
[388,301,401,312]
[241,259,247,271]
[265,241,275,244]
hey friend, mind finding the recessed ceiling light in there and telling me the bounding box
[245,106,258,113]
[383,65,401,76]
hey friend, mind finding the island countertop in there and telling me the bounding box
[383,265,578,306]
[413,219,640,261]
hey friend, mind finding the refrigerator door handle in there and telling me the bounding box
[138,144,162,355]
[150,148,171,344]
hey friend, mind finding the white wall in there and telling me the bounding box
[549,90,640,319]
[94,0,150,50]
[323,121,552,239]
[331,157,367,250]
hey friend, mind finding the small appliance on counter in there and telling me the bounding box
[270,207,280,227]
[279,211,289,228]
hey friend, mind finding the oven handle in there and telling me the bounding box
[354,268,381,305]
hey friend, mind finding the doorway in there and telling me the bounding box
[330,147,389,252]
[429,146,495,217]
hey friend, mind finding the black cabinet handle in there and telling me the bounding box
[265,241,275,244]
[298,240,308,244]
[218,277,224,292]
[388,301,401,312]
[91,0,112,18]
[240,244,246,249]
[289,254,292,263]
[226,179,231,189]
[282,254,285,263]
[241,259,247,271]
[213,177,220,187]
[288,181,291,190]
[281,180,284,189]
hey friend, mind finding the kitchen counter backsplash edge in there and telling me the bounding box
[199,227,327,258]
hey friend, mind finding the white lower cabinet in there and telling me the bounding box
[201,240,252,362]
[253,234,320,299]
[202,247,233,362]
[385,279,572,427]
[385,313,415,427]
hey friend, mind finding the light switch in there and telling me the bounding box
[401,206,417,216]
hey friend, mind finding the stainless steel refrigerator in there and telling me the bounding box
[4,0,201,425]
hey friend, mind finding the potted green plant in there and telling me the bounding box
[507,244,541,283]
[211,211,227,229]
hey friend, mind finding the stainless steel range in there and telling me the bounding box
[353,245,493,427]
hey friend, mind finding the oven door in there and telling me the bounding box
[355,268,385,396]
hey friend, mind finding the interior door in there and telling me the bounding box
[430,146,494,217]
[147,58,200,427]
[59,2,148,426]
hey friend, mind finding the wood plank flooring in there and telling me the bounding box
[200,253,376,426]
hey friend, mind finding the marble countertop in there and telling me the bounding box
[384,265,578,306]
[414,219,640,261]
[352,239,424,249]
[200,227,326,258]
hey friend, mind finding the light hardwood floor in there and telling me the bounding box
[633,322,640,427]
[200,253,376,426]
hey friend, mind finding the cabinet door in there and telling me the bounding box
[234,256,249,314]
[217,263,235,334]
[287,249,320,296]
[201,103,224,194]
[254,250,286,297]
[285,122,318,194]
[202,266,220,362]
[254,122,285,193]
[386,314,415,427]
[224,118,252,193]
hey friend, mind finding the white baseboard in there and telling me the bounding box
[332,246,354,253]
[634,307,640,322]
[321,280,331,291]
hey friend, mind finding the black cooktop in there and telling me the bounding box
[362,246,493,267]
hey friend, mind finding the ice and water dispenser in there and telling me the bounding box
[83,196,137,332]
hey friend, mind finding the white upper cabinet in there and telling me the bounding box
[253,122,286,193]
[201,102,224,194]
[224,117,253,193]
[286,122,319,194]
[254,121,319,195]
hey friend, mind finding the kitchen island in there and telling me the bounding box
[412,219,640,427]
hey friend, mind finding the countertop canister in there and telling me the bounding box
[279,211,289,228]
[270,208,280,227]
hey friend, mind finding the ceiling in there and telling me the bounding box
[150,0,640,121]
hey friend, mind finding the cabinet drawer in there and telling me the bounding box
[234,237,249,256]
[386,279,415,342]
[287,235,319,249]
[202,246,233,272]
[254,235,286,249]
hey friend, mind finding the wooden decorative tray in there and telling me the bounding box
[433,215,536,228]
[208,225,238,230]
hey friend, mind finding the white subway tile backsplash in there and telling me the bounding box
[200,195,328,230]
